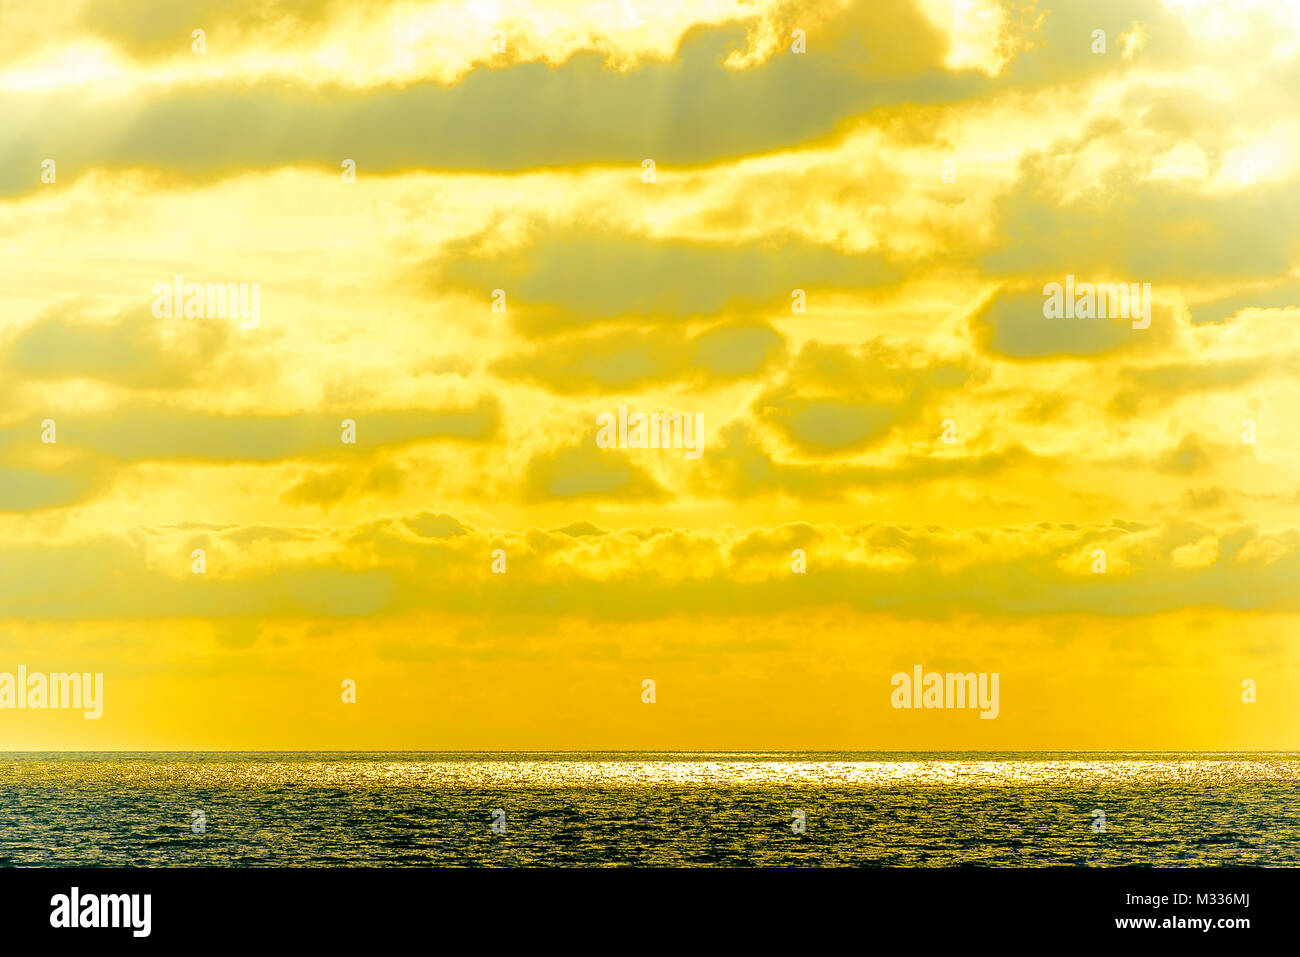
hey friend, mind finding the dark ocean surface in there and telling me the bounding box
[3,751,1298,866]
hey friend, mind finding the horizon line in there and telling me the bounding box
[3,748,1297,755]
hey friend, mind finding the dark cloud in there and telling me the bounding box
[280,463,406,506]
[403,511,470,539]
[2,516,1297,621]
[970,286,1173,360]
[439,231,898,333]
[981,176,1300,284]
[1190,278,1300,325]
[0,466,106,511]
[0,397,501,463]
[754,339,972,454]
[522,435,666,502]
[997,0,1192,86]
[1108,357,1276,417]
[1154,433,1224,475]
[490,320,784,391]
[80,0,374,57]
[1,3,991,196]
[5,302,244,389]
[698,421,1046,499]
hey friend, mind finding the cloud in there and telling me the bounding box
[79,0,370,58]
[4,302,244,389]
[522,434,667,502]
[438,230,898,333]
[491,320,784,392]
[699,422,1047,499]
[1,515,1298,621]
[0,3,991,197]
[0,465,108,511]
[0,397,501,463]
[1108,356,1275,417]
[754,339,972,454]
[280,463,406,506]
[3,0,1299,749]
[970,286,1172,359]
[403,511,470,539]
[1189,278,1300,325]
[982,176,1300,284]
[1154,433,1226,476]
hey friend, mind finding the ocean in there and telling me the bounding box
[3,751,1298,866]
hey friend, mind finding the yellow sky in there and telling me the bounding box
[2,0,1299,749]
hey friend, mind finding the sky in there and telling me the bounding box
[1,0,1298,750]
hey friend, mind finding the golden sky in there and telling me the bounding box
[2,0,1299,749]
